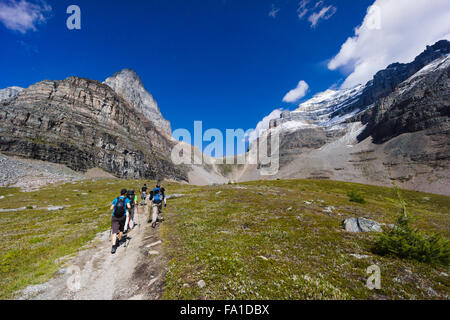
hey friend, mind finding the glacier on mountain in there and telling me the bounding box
[269,84,367,133]
[0,86,24,101]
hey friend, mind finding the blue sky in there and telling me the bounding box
[1,0,449,156]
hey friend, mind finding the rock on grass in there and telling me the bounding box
[343,217,382,232]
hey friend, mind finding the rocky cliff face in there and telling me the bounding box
[103,69,172,136]
[0,77,187,181]
[359,54,450,144]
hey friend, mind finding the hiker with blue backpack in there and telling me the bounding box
[110,188,132,254]
[148,182,166,228]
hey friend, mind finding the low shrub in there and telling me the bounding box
[373,214,450,266]
[372,185,450,266]
[347,190,366,204]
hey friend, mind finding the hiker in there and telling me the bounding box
[125,189,138,231]
[148,182,166,228]
[110,189,131,254]
[141,184,148,205]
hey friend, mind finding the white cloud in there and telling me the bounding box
[297,0,310,19]
[246,109,284,143]
[313,0,324,10]
[308,5,337,28]
[282,80,309,103]
[328,0,450,89]
[269,4,280,18]
[297,1,336,27]
[0,0,51,34]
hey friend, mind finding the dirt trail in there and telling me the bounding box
[19,204,167,300]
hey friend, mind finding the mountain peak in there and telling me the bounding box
[103,69,171,135]
[110,68,142,81]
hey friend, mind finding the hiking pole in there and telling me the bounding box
[136,205,140,229]
[124,226,132,252]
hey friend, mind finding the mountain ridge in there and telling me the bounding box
[0,76,187,181]
[0,40,448,193]
[235,40,450,195]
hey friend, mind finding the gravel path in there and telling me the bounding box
[17,204,167,300]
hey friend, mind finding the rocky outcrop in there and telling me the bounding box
[0,77,187,181]
[358,54,450,143]
[103,69,172,136]
[276,127,343,168]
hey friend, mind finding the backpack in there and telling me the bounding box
[127,191,135,207]
[114,197,126,217]
[153,187,162,204]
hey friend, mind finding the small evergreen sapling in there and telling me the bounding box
[372,185,450,266]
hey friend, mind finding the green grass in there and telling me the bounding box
[1,178,449,300]
[161,179,450,300]
[0,178,156,299]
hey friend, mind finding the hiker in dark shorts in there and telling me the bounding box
[110,188,131,254]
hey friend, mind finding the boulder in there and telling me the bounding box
[343,217,382,233]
